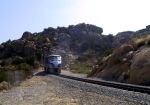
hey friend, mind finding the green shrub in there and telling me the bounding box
[24,56,36,65]
[16,63,32,71]
[101,49,113,57]
[70,63,92,74]
[0,67,5,82]
[4,65,16,71]
[77,56,89,62]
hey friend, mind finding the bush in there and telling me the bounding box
[0,67,5,82]
[101,49,113,57]
[77,56,89,62]
[12,56,24,65]
[4,65,16,71]
[24,56,36,65]
[16,63,32,71]
[70,63,92,74]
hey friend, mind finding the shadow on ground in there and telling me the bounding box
[35,71,48,76]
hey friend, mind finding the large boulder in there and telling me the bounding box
[113,31,134,47]
[89,34,150,85]
[21,31,33,39]
[129,47,150,85]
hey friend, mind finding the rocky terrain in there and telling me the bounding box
[1,23,150,85]
[113,25,150,47]
[1,23,150,69]
[0,23,113,71]
[89,34,150,85]
[0,73,149,105]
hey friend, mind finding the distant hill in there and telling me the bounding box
[113,25,150,47]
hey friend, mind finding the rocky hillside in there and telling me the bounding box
[0,31,54,69]
[1,23,150,82]
[89,34,150,86]
[113,25,150,47]
[0,23,114,72]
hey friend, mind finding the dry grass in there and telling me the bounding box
[132,35,150,48]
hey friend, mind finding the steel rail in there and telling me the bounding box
[59,74,150,94]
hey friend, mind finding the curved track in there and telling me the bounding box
[59,74,150,94]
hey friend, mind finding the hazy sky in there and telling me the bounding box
[1,0,150,43]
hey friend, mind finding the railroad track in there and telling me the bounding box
[59,74,150,94]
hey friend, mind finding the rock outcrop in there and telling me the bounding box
[113,25,150,47]
[0,23,112,70]
[21,31,33,39]
[113,31,134,47]
[89,35,150,86]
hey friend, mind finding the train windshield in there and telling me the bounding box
[48,55,61,61]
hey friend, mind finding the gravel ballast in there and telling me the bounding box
[0,73,149,105]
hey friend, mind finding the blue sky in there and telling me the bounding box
[1,0,150,43]
[0,0,73,43]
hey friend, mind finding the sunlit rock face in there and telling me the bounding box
[89,34,150,86]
